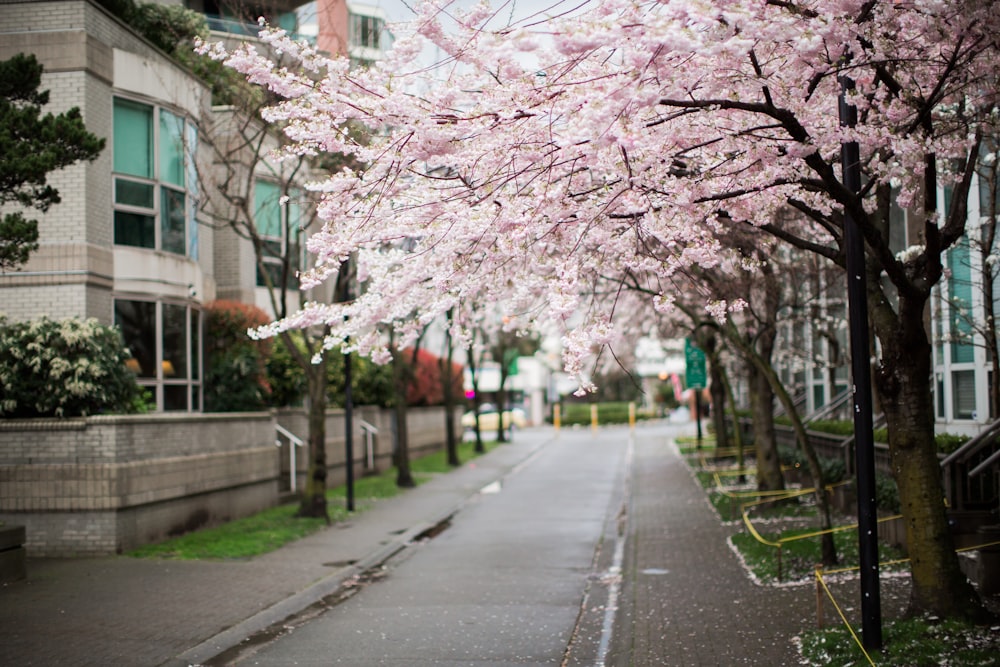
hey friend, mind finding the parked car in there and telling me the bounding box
[461,404,527,431]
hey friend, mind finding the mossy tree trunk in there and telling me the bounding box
[390,342,416,488]
[298,352,329,520]
[871,286,986,619]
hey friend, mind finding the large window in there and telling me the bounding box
[947,238,975,364]
[349,12,384,50]
[116,299,202,412]
[254,179,302,289]
[113,98,198,258]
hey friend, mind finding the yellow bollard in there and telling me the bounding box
[591,404,598,432]
[629,402,636,430]
[554,404,561,432]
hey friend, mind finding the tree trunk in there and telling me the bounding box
[755,352,838,565]
[496,383,508,443]
[442,311,460,467]
[297,359,330,520]
[720,364,746,479]
[748,360,785,493]
[707,351,730,450]
[391,346,415,488]
[466,346,484,454]
[873,296,986,620]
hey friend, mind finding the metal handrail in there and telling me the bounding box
[360,420,378,470]
[804,389,852,425]
[940,419,1000,468]
[275,424,305,492]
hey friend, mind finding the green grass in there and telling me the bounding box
[127,440,498,560]
[127,504,332,560]
[731,526,907,584]
[799,616,1000,666]
[410,439,498,475]
[709,490,819,523]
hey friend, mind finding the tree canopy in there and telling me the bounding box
[204,0,1000,619]
[0,53,105,271]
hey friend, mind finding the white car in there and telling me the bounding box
[461,405,527,431]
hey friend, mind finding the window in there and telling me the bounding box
[350,13,384,50]
[947,239,975,363]
[952,370,976,420]
[113,99,198,258]
[254,180,302,289]
[116,299,202,412]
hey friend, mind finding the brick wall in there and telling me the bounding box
[0,407,454,556]
[0,413,278,555]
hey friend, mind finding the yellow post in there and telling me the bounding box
[815,564,825,628]
[628,402,636,430]
[554,404,561,432]
[591,404,598,432]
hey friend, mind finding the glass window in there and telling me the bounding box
[115,299,202,411]
[812,384,825,410]
[191,311,200,381]
[937,374,946,418]
[162,304,188,380]
[115,300,157,378]
[113,99,153,178]
[160,110,186,188]
[254,180,282,238]
[161,187,187,255]
[113,97,198,258]
[952,369,976,420]
[254,180,302,288]
[186,122,199,260]
[114,210,156,249]
[948,239,975,363]
[115,179,155,208]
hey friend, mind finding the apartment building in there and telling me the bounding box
[0,0,391,412]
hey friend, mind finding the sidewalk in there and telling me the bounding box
[608,431,911,666]
[0,433,551,667]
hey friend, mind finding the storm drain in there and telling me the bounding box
[412,514,453,542]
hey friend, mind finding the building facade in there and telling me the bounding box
[0,0,392,412]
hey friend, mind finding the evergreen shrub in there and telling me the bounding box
[203,300,272,412]
[0,316,143,417]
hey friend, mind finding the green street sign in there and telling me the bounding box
[684,338,707,389]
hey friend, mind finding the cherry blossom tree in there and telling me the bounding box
[201,0,1000,619]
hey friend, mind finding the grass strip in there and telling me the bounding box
[128,439,499,560]
[799,616,1000,666]
[730,527,907,584]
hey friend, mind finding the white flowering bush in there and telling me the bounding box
[0,316,143,417]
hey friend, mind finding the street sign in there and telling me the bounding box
[684,338,707,389]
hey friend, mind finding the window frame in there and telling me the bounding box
[254,179,303,289]
[112,97,199,258]
[115,298,203,412]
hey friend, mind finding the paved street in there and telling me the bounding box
[218,426,632,665]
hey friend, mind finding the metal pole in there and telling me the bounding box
[343,258,355,513]
[839,71,882,652]
[345,350,354,512]
[695,390,703,448]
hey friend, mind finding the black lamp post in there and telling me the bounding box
[839,70,883,652]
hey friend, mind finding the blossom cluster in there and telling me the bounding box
[199,0,999,381]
